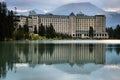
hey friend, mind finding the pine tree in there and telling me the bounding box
[0,2,7,40]
[49,23,55,38]
[46,26,50,38]
[14,26,24,40]
[106,27,114,39]
[23,25,29,39]
[0,2,15,40]
[38,23,45,36]
[89,26,94,38]
[34,26,37,34]
[23,25,29,33]
[115,25,120,39]
[46,23,56,38]
[7,10,15,38]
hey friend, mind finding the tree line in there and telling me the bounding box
[34,23,72,39]
[14,25,29,40]
[36,23,55,38]
[0,2,15,41]
[106,24,120,39]
[0,2,30,40]
[14,23,71,40]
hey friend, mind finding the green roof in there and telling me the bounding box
[76,15,95,19]
[30,13,104,19]
[38,14,68,18]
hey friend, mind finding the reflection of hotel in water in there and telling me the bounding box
[17,44,105,64]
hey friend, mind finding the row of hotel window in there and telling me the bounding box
[73,34,107,37]
[33,17,95,22]
[39,20,95,22]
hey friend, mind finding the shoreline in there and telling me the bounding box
[1,39,120,44]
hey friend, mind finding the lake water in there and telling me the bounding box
[0,40,120,80]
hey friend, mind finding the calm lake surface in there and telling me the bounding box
[0,40,120,80]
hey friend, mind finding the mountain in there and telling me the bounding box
[29,9,44,14]
[107,12,120,27]
[51,2,120,27]
[52,2,108,16]
[17,12,29,16]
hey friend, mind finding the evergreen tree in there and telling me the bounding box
[23,25,29,33]
[106,25,120,39]
[0,2,7,40]
[46,26,50,38]
[114,25,120,39]
[34,26,37,34]
[0,3,1,18]
[46,23,56,38]
[49,23,55,38]
[106,27,114,39]
[23,25,29,39]
[38,24,45,36]
[7,10,15,38]
[0,2,15,40]
[2,2,7,16]
[14,26,24,40]
[89,26,94,38]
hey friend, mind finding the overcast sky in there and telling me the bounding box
[1,0,120,13]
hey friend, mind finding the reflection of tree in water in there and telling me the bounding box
[76,44,94,53]
[38,44,55,56]
[89,44,94,53]
[107,44,113,52]
[107,44,120,55]
[16,43,29,62]
[34,45,37,53]
[114,44,120,55]
[75,44,81,48]
[45,44,55,56]
[0,43,17,78]
[38,44,45,56]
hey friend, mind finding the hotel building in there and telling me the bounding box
[16,12,108,38]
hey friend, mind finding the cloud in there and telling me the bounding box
[5,0,63,9]
[4,0,120,13]
[43,9,50,13]
[16,9,29,13]
[104,8,120,12]
[12,9,29,13]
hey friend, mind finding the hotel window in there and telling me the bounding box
[105,34,107,36]
[73,34,75,36]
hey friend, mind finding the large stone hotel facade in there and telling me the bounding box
[16,12,108,38]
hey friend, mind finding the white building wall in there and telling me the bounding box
[39,17,69,34]
[17,16,27,27]
[31,15,39,31]
[69,15,76,36]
